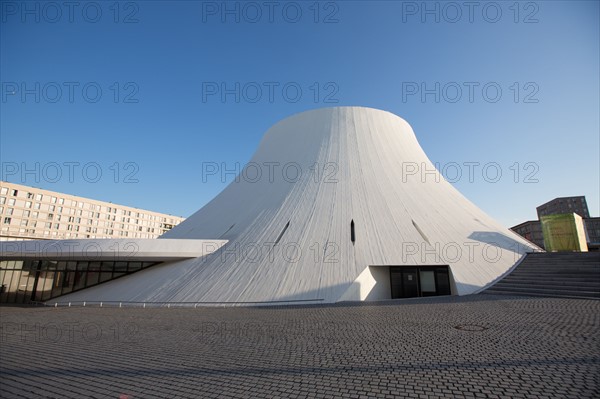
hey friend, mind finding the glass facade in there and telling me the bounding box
[0,259,158,304]
[390,266,451,299]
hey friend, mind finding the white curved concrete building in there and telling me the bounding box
[1,107,538,305]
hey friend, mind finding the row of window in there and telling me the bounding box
[1,218,164,233]
[0,195,180,224]
[0,228,165,240]
[1,185,180,241]
[2,221,165,237]
[0,207,173,229]
[0,259,158,303]
[2,214,165,230]
[2,188,82,206]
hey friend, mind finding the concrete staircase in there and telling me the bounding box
[483,252,600,299]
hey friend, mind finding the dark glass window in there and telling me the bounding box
[1,259,160,303]
[114,262,128,272]
[73,263,87,291]
[390,266,451,299]
[99,272,113,283]
[101,262,115,272]
[128,262,141,272]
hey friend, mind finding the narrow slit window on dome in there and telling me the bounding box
[412,219,430,245]
[350,220,355,244]
[275,221,290,245]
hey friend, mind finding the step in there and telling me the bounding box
[518,264,599,268]
[485,288,600,298]
[509,269,600,275]
[485,286,600,297]
[507,275,600,281]
[482,252,600,300]
[508,274,600,279]
[493,277,599,285]
[521,262,600,267]
[491,282,600,292]
[508,275,600,280]
[481,291,600,300]
[514,263,600,267]
[517,264,599,268]
[516,262,599,266]
[518,257,599,261]
[488,282,599,290]
[492,280,600,288]
[525,256,599,258]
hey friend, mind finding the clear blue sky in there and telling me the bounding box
[1,0,598,227]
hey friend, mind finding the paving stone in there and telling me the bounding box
[0,294,598,398]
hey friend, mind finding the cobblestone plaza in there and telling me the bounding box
[1,294,598,398]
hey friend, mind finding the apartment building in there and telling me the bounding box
[0,181,185,241]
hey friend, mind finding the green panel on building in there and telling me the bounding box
[541,213,588,252]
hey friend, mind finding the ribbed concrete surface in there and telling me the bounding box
[57,107,537,305]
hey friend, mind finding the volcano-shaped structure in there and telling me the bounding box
[58,107,537,305]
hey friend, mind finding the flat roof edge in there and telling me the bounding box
[0,238,228,261]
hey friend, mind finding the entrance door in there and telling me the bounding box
[390,268,419,298]
[401,269,419,298]
[390,266,451,299]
